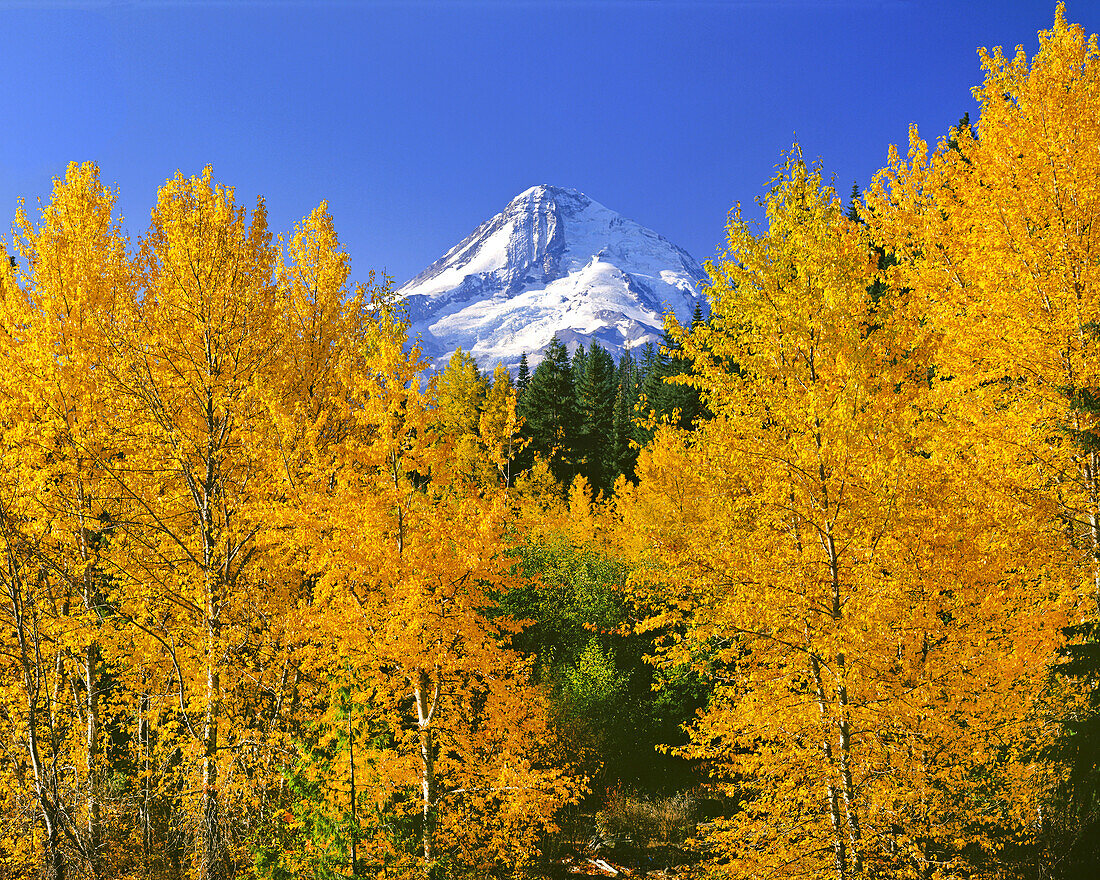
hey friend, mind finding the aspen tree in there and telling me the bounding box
[435,348,487,485]
[301,304,581,877]
[865,6,1100,866]
[0,163,132,879]
[100,168,284,880]
[620,153,1064,879]
[478,363,523,488]
[0,166,580,878]
[867,4,1099,602]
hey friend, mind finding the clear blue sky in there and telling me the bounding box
[1,1,1093,286]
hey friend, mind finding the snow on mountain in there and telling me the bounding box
[396,185,707,372]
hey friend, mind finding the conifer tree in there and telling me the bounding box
[636,323,703,446]
[612,349,641,483]
[575,343,616,496]
[690,299,705,329]
[572,342,588,382]
[517,336,577,486]
[516,352,531,396]
[846,182,861,221]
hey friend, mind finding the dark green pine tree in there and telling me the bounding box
[572,343,588,382]
[846,180,898,312]
[946,111,975,156]
[514,353,531,459]
[847,182,861,222]
[690,299,706,330]
[1042,617,1100,878]
[1039,378,1100,876]
[516,352,531,395]
[611,349,641,483]
[516,335,578,485]
[635,321,704,445]
[575,343,616,496]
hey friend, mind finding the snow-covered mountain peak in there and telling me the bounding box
[398,186,706,372]
[510,183,590,208]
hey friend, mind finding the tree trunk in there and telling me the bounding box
[823,510,862,875]
[809,651,847,880]
[835,654,863,876]
[138,689,151,861]
[200,600,223,880]
[1086,448,1100,611]
[77,488,104,879]
[349,703,357,877]
[41,827,65,880]
[415,669,440,875]
[84,639,102,878]
[794,499,848,880]
[7,556,70,880]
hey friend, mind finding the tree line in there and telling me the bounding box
[434,308,706,500]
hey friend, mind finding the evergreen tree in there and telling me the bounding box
[575,343,616,495]
[572,342,588,381]
[516,335,577,486]
[516,352,531,395]
[1039,350,1100,876]
[847,182,861,222]
[946,111,975,155]
[1043,618,1100,878]
[612,349,641,483]
[639,341,657,378]
[635,323,703,445]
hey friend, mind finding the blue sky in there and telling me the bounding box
[1,1,1093,285]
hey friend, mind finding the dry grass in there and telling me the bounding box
[596,788,698,848]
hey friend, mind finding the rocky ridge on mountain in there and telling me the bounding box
[397,185,707,371]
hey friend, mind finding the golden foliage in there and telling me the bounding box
[620,151,1071,879]
[0,165,579,880]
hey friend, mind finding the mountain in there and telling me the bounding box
[396,185,707,371]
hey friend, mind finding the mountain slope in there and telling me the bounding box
[397,185,707,370]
